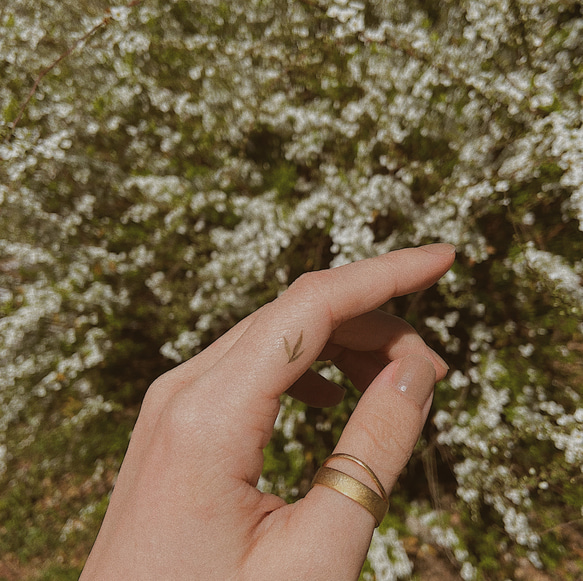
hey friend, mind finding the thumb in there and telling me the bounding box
[250,355,437,581]
[306,354,436,531]
[331,353,435,497]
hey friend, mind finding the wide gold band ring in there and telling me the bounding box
[326,453,388,502]
[311,455,389,527]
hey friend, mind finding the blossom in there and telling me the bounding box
[1,0,581,576]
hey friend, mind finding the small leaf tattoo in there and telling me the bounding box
[284,330,305,363]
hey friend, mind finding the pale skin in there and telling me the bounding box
[80,243,456,581]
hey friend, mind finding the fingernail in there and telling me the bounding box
[421,243,456,255]
[393,354,436,407]
[426,347,449,373]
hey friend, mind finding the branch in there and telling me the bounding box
[6,0,144,141]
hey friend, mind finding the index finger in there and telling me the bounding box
[202,244,455,408]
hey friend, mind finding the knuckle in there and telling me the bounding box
[139,367,195,431]
[140,372,175,417]
[157,388,207,447]
[287,270,336,322]
[360,410,415,472]
[290,270,332,295]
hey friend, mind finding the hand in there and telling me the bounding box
[80,244,455,580]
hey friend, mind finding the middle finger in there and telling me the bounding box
[320,310,448,391]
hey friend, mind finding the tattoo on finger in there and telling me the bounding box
[284,330,305,363]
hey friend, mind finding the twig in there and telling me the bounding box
[421,445,459,569]
[6,0,144,140]
[540,517,583,537]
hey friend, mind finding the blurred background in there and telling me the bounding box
[1,0,582,579]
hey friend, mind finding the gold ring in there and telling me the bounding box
[326,453,388,502]
[311,455,389,527]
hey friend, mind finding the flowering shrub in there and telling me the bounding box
[1,0,582,578]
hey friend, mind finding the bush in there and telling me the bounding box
[1,0,582,578]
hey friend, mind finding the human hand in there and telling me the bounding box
[80,244,455,580]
